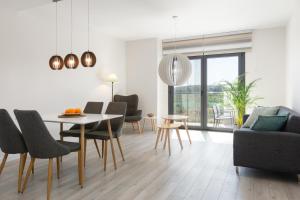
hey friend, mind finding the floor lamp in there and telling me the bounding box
[107,73,118,102]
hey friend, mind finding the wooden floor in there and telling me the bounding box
[1,128,300,200]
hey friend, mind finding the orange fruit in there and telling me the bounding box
[74,108,81,114]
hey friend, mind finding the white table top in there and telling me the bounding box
[163,115,188,120]
[42,114,123,125]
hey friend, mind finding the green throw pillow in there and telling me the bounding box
[243,106,279,128]
[250,115,288,131]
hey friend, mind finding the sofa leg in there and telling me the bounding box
[235,166,239,175]
[297,174,300,183]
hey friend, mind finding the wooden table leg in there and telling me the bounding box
[183,120,192,144]
[163,129,168,150]
[79,125,85,188]
[155,128,162,149]
[107,119,117,170]
[176,128,183,150]
[167,129,171,156]
[60,123,63,162]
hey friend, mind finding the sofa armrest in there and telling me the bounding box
[243,114,250,124]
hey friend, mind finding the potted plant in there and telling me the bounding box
[223,76,261,128]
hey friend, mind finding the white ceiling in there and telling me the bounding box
[7,0,297,40]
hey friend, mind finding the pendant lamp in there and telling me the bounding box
[81,0,96,67]
[64,0,79,69]
[49,0,63,70]
[158,16,192,86]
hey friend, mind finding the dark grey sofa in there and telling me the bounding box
[233,106,300,177]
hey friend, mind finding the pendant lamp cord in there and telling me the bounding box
[88,0,90,51]
[70,0,73,52]
[55,1,58,55]
[173,16,178,53]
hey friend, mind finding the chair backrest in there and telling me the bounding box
[14,110,69,159]
[0,109,27,154]
[212,105,219,118]
[95,102,127,136]
[114,94,138,116]
[71,102,104,130]
[83,102,104,114]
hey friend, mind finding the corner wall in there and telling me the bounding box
[286,2,300,112]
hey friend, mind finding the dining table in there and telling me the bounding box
[42,113,123,188]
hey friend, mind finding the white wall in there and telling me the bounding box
[0,3,126,159]
[246,27,287,108]
[286,1,300,112]
[126,39,162,118]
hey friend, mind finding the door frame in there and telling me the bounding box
[168,52,245,132]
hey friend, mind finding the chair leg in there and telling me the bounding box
[131,123,135,130]
[47,159,53,200]
[60,136,64,163]
[175,128,183,150]
[104,140,108,171]
[155,128,162,149]
[22,157,36,193]
[137,121,142,134]
[84,139,87,167]
[116,137,125,161]
[18,153,27,193]
[56,157,60,179]
[102,140,104,159]
[93,139,101,158]
[0,153,8,175]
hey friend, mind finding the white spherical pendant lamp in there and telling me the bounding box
[158,16,192,86]
[159,53,192,86]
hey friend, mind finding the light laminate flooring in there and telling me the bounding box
[0,128,299,200]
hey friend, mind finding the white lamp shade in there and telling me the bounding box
[107,73,118,83]
[159,54,192,86]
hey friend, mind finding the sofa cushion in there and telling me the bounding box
[250,115,288,131]
[243,106,279,128]
[285,115,300,133]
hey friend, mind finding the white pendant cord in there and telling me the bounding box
[173,16,178,53]
[88,0,90,51]
[55,1,58,55]
[70,0,73,53]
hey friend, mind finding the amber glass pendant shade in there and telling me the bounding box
[64,53,79,69]
[81,51,96,67]
[49,55,64,70]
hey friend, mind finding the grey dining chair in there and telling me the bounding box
[0,109,28,193]
[85,102,127,170]
[14,110,80,200]
[60,102,104,164]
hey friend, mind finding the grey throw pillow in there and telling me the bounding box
[285,115,300,133]
[243,106,279,128]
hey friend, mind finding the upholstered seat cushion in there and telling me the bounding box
[60,129,93,137]
[84,131,119,140]
[57,141,80,152]
[125,115,142,122]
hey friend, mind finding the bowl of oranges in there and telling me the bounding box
[59,108,85,118]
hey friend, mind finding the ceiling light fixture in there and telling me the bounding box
[81,0,96,67]
[64,0,79,69]
[158,16,192,86]
[49,0,63,70]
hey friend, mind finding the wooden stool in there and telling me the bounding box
[142,116,157,133]
[155,123,183,156]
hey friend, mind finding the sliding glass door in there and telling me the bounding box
[169,53,245,131]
